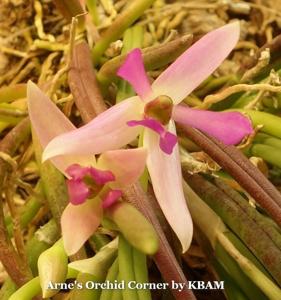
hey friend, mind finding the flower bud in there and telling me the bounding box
[106,202,159,255]
[38,239,68,298]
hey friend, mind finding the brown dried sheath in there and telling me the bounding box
[69,41,107,123]
[179,124,281,227]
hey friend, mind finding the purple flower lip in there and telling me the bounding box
[127,118,178,154]
[66,164,115,205]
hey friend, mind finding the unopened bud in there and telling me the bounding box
[106,202,159,255]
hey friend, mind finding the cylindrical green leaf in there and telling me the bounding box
[118,235,138,300]
[70,273,101,300]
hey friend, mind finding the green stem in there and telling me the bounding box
[86,0,99,25]
[112,277,124,300]
[215,241,267,300]
[213,260,249,300]
[254,132,281,149]
[231,109,281,139]
[89,233,111,252]
[6,181,43,237]
[196,74,238,98]
[100,258,119,300]
[133,248,151,300]
[251,143,281,168]
[118,235,139,300]
[92,0,155,64]
[218,233,281,300]
[9,267,78,300]
[70,273,102,300]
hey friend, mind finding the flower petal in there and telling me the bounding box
[102,190,122,209]
[67,179,90,205]
[172,105,253,145]
[117,48,152,100]
[152,22,240,104]
[127,119,177,154]
[61,199,102,255]
[97,148,147,187]
[27,81,91,173]
[43,97,143,161]
[143,122,193,252]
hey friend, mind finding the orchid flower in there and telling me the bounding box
[42,22,253,252]
[27,81,147,255]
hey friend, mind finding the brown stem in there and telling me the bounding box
[68,41,107,123]
[123,183,196,300]
[178,124,281,227]
[0,118,31,286]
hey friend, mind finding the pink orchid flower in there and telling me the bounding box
[27,81,147,255]
[42,22,253,252]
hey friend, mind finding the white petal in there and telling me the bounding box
[144,122,193,252]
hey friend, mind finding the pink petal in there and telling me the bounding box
[43,97,143,161]
[172,105,253,145]
[61,200,102,255]
[127,119,177,154]
[117,49,152,100]
[27,81,91,173]
[102,190,122,209]
[97,148,147,187]
[152,22,240,104]
[143,122,193,252]
[67,179,90,205]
